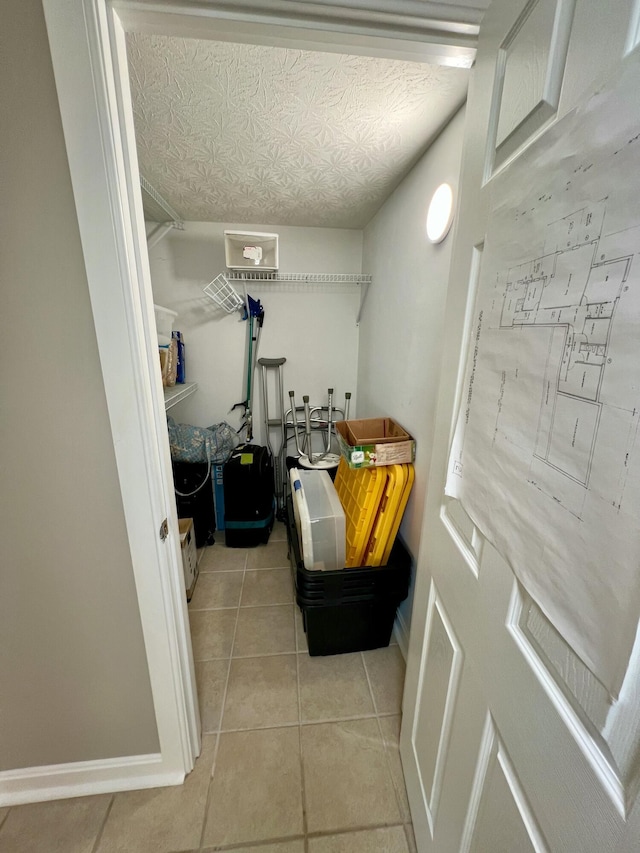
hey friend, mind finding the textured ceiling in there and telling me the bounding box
[127,35,470,228]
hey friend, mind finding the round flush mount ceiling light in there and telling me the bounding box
[426,183,455,243]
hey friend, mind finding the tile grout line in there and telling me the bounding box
[360,651,379,716]
[292,555,309,853]
[295,621,310,853]
[240,564,292,571]
[297,711,379,728]
[378,715,410,830]
[201,822,411,852]
[89,794,115,853]
[198,648,295,664]
[190,600,293,615]
[189,606,242,613]
[200,832,305,852]
[361,652,409,828]
[240,597,294,612]
[306,821,411,840]
[238,597,294,609]
[192,567,245,574]
[291,534,310,853]
[198,549,248,851]
[362,654,408,828]
[404,822,417,852]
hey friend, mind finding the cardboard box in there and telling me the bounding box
[336,418,415,468]
[178,518,199,601]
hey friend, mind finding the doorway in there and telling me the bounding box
[42,0,481,787]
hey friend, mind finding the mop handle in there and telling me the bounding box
[245,315,254,440]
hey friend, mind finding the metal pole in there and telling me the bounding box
[303,395,314,465]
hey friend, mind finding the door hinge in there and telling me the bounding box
[159,518,169,541]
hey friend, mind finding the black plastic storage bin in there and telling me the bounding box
[172,461,216,548]
[286,498,411,655]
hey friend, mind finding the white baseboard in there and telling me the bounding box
[0,753,184,806]
[394,609,410,661]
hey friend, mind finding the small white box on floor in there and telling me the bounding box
[178,518,198,600]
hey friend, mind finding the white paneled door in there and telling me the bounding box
[401,1,640,851]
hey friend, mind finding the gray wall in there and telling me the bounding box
[0,0,159,770]
[358,106,466,632]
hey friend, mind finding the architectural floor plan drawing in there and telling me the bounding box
[445,57,640,695]
[498,202,639,518]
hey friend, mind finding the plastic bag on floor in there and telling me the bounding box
[167,417,239,465]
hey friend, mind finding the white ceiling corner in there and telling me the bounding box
[127,34,471,228]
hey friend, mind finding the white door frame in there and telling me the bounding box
[41,0,479,789]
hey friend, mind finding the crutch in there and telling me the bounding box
[258,357,287,513]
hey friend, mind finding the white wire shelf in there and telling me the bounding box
[140,176,182,225]
[141,176,184,248]
[164,381,198,410]
[225,271,371,284]
[206,271,372,324]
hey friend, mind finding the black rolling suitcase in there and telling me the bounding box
[172,461,216,548]
[223,444,275,547]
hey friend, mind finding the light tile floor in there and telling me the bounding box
[0,522,416,853]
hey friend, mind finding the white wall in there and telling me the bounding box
[358,106,466,632]
[148,223,362,455]
[0,0,159,772]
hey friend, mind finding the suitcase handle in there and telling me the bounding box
[231,444,273,478]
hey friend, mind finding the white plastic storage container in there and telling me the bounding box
[224,230,279,271]
[154,304,178,346]
[289,468,346,571]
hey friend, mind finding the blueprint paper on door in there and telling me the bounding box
[446,58,640,696]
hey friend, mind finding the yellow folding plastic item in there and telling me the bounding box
[379,463,414,566]
[361,464,409,567]
[360,464,404,567]
[334,456,387,567]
